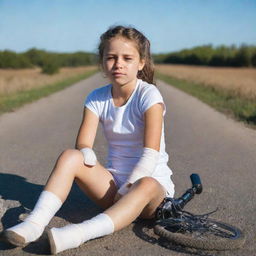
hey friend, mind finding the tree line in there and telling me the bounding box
[0,45,256,74]
[0,48,97,74]
[153,44,256,67]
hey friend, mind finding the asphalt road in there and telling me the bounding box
[0,73,255,256]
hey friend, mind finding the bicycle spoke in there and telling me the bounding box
[208,224,235,238]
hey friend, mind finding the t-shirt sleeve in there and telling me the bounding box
[84,89,102,118]
[140,85,166,116]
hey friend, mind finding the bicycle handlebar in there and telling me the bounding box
[190,173,203,194]
[156,173,203,219]
[174,173,203,211]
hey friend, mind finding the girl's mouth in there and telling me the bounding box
[112,72,125,77]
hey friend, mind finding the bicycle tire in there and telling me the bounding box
[154,218,245,250]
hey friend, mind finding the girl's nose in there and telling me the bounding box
[115,58,123,69]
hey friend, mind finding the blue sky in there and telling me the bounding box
[0,0,256,54]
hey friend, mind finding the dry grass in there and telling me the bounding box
[0,66,97,95]
[156,64,256,100]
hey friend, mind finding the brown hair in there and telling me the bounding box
[98,25,155,84]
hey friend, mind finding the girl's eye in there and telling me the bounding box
[125,58,132,61]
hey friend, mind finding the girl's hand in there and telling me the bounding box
[80,147,97,166]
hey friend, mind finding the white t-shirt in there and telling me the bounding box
[85,79,172,178]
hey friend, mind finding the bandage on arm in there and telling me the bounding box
[80,147,97,166]
[117,147,159,195]
[128,147,160,183]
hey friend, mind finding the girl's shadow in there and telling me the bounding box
[0,172,102,254]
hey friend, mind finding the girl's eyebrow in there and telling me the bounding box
[105,53,135,57]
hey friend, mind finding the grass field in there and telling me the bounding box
[156,64,256,127]
[0,66,97,95]
[156,64,256,100]
[0,66,98,114]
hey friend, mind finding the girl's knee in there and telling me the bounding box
[59,149,83,166]
[136,177,166,219]
[135,177,160,194]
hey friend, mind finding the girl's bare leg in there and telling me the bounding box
[105,176,166,231]
[45,149,166,230]
[46,152,167,254]
[47,176,166,254]
[45,149,165,222]
[49,150,166,226]
[1,149,117,247]
[44,149,117,208]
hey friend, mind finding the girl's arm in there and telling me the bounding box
[116,103,164,197]
[127,102,164,183]
[143,103,164,151]
[75,107,99,150]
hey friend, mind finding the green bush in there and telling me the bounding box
[41,60,60,75]
[0,50,32,68]
[233,46,252,67]
[24,48,46,67]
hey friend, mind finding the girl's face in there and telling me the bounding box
[102,36,145,87]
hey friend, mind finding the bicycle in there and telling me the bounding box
[154,174,245,251]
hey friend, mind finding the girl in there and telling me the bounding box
[1,25,175,254]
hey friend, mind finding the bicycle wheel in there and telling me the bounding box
[154,218,245,250]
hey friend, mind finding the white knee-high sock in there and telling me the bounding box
[8,190,62,243]
[49,213,114,254]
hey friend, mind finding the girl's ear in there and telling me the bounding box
[138,59,146,71]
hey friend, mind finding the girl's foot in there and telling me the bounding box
[0,230,26,247]
[47,224,83,254]
[0,220,44,247]
[47,213,114,254]
[0,191,62,248]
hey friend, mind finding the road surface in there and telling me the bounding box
[0,73,255,256]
